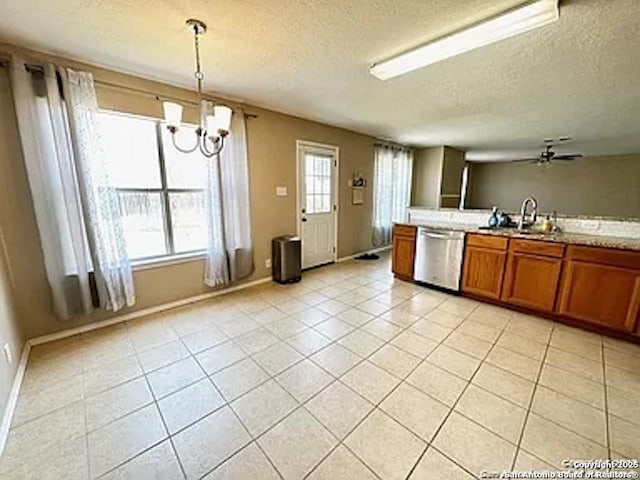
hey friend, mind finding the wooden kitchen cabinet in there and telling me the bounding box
[501,240,564,312]
[558,246,640,332]
[392,224,417,281]
[461,234,507,300]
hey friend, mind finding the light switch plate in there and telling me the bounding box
[276,186,287,197]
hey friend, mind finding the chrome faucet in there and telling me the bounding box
[551,210,561,233]
[518,197,538,230]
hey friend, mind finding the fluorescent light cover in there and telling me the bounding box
[370,0,559,80]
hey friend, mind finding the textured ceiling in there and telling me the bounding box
[0,0,639,161]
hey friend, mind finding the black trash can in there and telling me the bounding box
[272,235,302,284]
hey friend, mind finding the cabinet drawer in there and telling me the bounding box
[393,224,417,239]
[567,245,640,270]
[509,239,565,258]
[466,234,508,251]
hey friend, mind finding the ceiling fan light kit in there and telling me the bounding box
[162,18,233,157]
[369,0,559,80]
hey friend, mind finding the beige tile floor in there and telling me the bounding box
[2,253,640,479]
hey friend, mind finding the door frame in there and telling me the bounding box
[295,140,339,268]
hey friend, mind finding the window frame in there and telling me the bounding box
[101,110,207,263]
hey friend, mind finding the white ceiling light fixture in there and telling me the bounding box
[162,19,233,157]
[370,0,559,80]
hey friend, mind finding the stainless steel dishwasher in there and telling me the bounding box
[413,227,466,291]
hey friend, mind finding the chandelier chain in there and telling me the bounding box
[193,26,204,95]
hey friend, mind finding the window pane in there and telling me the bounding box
[162,125,207,189]
[99,112,161,188]
[306,195,315,213]
[306,177,315,195]
[320,195,331,212]
[305,155,314,177]
[316,156,331,175]
[170,192,207,253]
[118,191,166,259]
[313,176,327,195]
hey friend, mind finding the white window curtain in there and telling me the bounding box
[10,57,135,319]
[204,108,254,286]
[372,144,414,247]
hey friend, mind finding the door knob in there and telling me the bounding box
[302,218,307,222]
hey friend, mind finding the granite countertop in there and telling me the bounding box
[407,207,640,223]
[396,222,640,252]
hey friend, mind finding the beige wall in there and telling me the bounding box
[0,71,26,419]
[0,43,379,339]
[466,155,640,217]
[411,147,443,208]
[0,235,23,422]
[411,146,464,209]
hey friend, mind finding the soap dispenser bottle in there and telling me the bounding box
[488,206,499,228]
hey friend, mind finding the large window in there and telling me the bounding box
[99,111,208,261]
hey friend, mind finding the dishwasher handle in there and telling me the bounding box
[420,231,460,240]
[421,232,451,239]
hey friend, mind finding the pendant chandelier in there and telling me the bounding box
[162,19,232,157]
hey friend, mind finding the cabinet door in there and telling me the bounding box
[502,253,563,312]
[392,234,416,280]
[461,246,506,299]
[559,261,640,332]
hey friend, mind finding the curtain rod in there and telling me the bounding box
[374,141,412,150]
[5,58,258,119]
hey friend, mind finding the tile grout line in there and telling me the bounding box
[601,339,612,460]
[508,322,554,471]
[191,348,286,480]
[124,322,188,480]
[81,369,92,480]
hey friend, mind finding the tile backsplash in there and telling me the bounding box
[407,208,640,239]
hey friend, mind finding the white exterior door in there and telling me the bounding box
[297,141,338,269]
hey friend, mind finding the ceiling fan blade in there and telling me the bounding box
[553,154,583,160]
[507,157,539,163]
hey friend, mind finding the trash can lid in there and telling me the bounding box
[273,235,301,242]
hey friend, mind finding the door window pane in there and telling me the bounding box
[170,192,207,253]
[303,152,332,214]
[319,195,330,212]
[305,155,315,177]
[118,192,166,259]
[306,195,315,213]
[100,113,161,188]
[315,155,331,175]
[162,125,207,189]
[306,177,315,195]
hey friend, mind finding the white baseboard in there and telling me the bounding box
[0,341,30,456]
[29,276,272,346]
[336,245,391,263]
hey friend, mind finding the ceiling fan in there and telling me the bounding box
[511,144,584,165]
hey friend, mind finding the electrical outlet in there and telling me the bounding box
[265,259,272,269]
[3,343,12,365]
